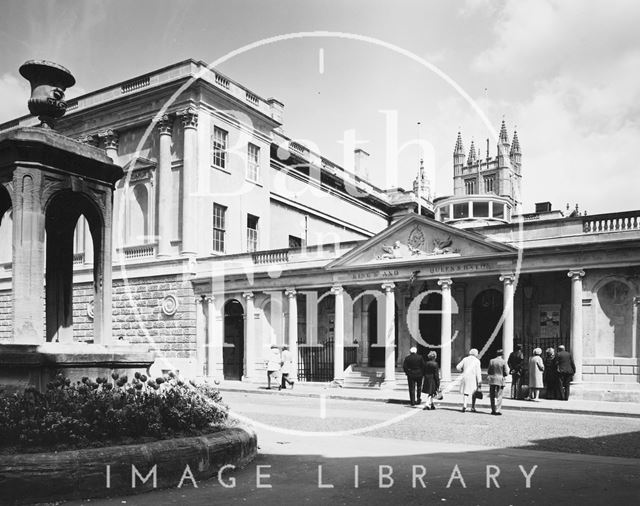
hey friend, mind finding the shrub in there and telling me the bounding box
[0,373,228,451]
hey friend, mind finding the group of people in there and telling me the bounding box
[265,344,296,390]
[402,347,441,410]
[457,348,509,415]
[507,344,576,401]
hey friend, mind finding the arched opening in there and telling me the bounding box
[597,280,634,357]
[472,289,503,367]
[223,299,245,380]
[417,292,443,364]
[45,191,103,343]
[0,185,12,264]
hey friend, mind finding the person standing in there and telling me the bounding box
[265,345,281,390]
[507,344,524,400]
[402,346,426,406]
[280,345,295,390]
[544,347,559,399]
[487,349,509,415]
[456,349,482,413]
[422,351,440,410]
[528,348,545,401]
[556,345,576,400]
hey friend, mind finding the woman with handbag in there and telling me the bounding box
[528,348,545,401]
[456,348,482,413]
[422,351,441,410]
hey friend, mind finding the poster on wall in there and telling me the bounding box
[539,304,561,338]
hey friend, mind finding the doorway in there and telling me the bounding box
[472,289,503,367]
[223,299,245,380]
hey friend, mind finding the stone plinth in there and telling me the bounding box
[0,343,155,393]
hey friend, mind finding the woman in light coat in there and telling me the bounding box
[456,348,483,412]
[528,347,545,401]
[280,345,295,390]
[266,345,282,390]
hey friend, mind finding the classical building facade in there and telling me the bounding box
[0,59,638,399]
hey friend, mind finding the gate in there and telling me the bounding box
[298,343,358,382]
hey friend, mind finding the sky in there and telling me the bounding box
[1,0,639,214]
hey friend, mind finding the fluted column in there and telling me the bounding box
[98,129,119,162]
[500,273,516,367]
[568,269,585,381]
[243,292,256,381]
[179,108,198,256]
[438,278,453,381]
[285,288,298,380]
[157,115,173,257]
[382,282,396,385]
[206,295,224,380]
[632,297,639,359]
[332,284,345,382]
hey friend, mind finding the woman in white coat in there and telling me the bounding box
[456,348,483,412]
[266,345,282,390]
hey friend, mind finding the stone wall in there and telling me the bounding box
[0,290,11,341]
[582,357,639,383]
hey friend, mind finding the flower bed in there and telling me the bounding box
[0,372,229,453]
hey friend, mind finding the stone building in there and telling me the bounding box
[0,59,638,400]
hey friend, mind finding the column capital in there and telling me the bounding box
[330,284,343,295]
[381,282,395,293]
[158,114,174,136]
[285,288,297,298]
[179,107,198,129]
[97,129,119,150]
[632,296,640,306]
[499,273,516,285]
[203,295,214,304]
[242,291,254,301]
[437,277,453,289]
[568,269,585,280]
[77,133,99,147]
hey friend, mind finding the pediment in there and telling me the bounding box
[327,215,516,269]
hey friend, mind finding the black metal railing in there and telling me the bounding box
[297,343,358,382]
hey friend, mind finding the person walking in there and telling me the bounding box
[528,348,544,400]
[487,349,509,415]
[422,351,440,410]
[544,347,559,399]
[402,346,426,406]
[280,345,295,390]
[507,344,524,400]
[456,349,482,413]
[556,345,576,400]
[265,345,281,390]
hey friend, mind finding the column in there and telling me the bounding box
[206,296,224,380]
[98,129,119,162]
[179,108,198,256]
[94,190,114,345]
[438,278,453,381]
[382,282,396,385]
[195,296,207,376]
[157,115,173,257]
[568,269,585,381]
[285,289,298,380]
[332,284,345,382]
[500,273,516,367]
[12,169,45,343]
[243,292,256,381]
[632,297,639,359]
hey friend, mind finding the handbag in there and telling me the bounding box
[436,389,444,400]
[473,390,483,400]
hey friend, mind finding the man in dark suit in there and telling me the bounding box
[403,346,426,406]
[507,344,524,400]
[487,349,509,415]
[556,345,576,400]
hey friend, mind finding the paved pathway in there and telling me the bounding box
[64,392,640,506]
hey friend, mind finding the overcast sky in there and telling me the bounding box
[1,0,638,214]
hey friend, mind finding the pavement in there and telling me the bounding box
[216,379,640,418]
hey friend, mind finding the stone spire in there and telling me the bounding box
[454,131,464,155]
[467,140,477,164]
[499,119,509,144]
[453,131,465,173]
[510,129,521,156]
[413,158,431,201]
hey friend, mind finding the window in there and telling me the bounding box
[288,235,303,248]
[493,202,505,219]
[246,214,259,252]
[247,143,260,181]
[474,201,489,217]
[453,203,469,219]
[127,183,149,244]
[483,175,495,193]
[439,205,450,220]
[464,178,476,194]
[212,127,228,169]
[212,203,226,253]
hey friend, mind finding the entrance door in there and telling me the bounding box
[472,289,503,367]
[223,299,244,380]
[417,292,442,364]
[368,298,398,367]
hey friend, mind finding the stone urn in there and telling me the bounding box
[18,59,75,128]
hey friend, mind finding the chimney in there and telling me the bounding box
[268,98,284,126]
[354,148,370,180]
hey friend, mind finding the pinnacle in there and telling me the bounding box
[454,131,464,154]
[510,130,521,155]
[499,120,509,144]
[468,140,477,162]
